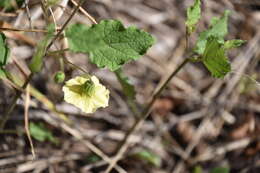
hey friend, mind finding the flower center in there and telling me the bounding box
[82,79,95,97]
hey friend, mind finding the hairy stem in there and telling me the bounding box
[47,48,69,55]
[104,57,190,173]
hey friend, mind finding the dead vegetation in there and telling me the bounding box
[0,0,260,172]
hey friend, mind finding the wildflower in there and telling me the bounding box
[62,75,109,113]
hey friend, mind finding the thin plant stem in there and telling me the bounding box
[59,57,65,72]
[24,0,33,30]
[50,51,88,74]
[185,27,189,52]
[1,77,24,92]
[40,0,50,24]
[0,27,48,33]
[114,71,141,118]
[127,98,141,118]
[46,0,86,50]
[47,48,69,55]
[48,47,90,74]
[63,58,88,73]
[70,0,98,24]
[104,57,191,173]
[12,57,29,78]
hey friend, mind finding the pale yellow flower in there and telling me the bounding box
[62,75,109,113]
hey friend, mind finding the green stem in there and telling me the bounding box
[59,57,64,72]
[185,27,189,52]
[63,57,88,73]
[114,69,141,118]
[48,48,88,73]
[104,57,190,173]
[127,98,141,118]
[47,48,69,56]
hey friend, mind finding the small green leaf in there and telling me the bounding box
[0,33,10,67]
[193,166,203,173]
[210,167,229,173]
[185,0,201,34]
[195,10,230,54]
[29,25,54,73]
[132,150,161,167]
[54,71,65,83]
[224,39,246,50]
[202,37,231,78]
[29,122,59,144]
[115,68,135,100]
[65,20,155,71]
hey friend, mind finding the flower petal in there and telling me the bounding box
[62,75,110,114]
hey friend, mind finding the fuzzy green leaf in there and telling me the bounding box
[195,10,230,54]
[65,20,155,71]
[29,122,59,144]
[29,25,54,73]
[0,33,10,67]
[202,37,231,78]
[224,39,246,50]
[185,0,201,34]
[115,68,135,100]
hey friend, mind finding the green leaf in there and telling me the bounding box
[193,166,203,173]
[185,0,201,34]
[132,150,161,167]
[202,37,231,78]
[195,10,230,54]
[224,39,246,50]
[210,167,229,173]
[29,24,54,73]
[65,20,155,71]
[29,122,59,144]
[115,68,135,100]
[0,33,10,67]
